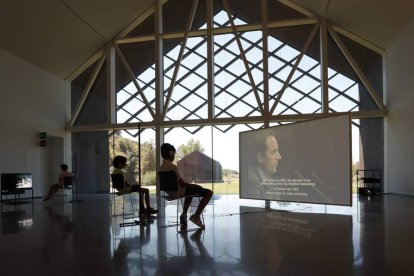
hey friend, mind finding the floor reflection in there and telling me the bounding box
[108,195,369,275]
[240,206,353,275]
[155,228,213,275]
[122,198,355,275]
[1,194,414,275]
[44,205,74,240]
[112,225,151,275]
[1,203,33,234]
[355,195,389,275]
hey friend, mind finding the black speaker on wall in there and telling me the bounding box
[39,132,47,147]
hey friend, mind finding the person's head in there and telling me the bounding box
[160,143,176,161]
[60,164,69,171]
[113,155,128,169]
[256,132,282,177]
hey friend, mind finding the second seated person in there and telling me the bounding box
[112,155,157,216]
[43,164,74,201]
[159,143,213,229]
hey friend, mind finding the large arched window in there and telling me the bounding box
[69,0,385,195]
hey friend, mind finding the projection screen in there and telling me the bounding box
[239,114,352,206]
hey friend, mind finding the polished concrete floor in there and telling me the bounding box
[0,193,413,275]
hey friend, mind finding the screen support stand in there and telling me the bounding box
[265,200,270,210]
[69,177,82,203]
[69,154,82,203]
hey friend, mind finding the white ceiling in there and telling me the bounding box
[0,0,155,79]
[0,0,413,80]
[290,0,414,50]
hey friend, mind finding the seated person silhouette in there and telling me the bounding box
[112,155,157,216]
[159,143,213,229]
[43,164,74,201]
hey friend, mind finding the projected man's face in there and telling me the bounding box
[258,135,282,177]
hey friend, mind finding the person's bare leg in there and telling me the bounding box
[44,184,59,201]
[182,196,192,215]
[141,188,157,214]
[44,188,52,201]
[193,190,213,218]
[132,185,146,212]
[180,197,192,224]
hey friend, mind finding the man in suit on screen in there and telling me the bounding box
[246,131,282,199]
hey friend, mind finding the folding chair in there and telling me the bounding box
[62,176,75,202]
[110,174,136,219]
[158,171,204,232]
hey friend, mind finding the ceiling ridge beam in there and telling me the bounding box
[331,25,385,54]
[115,0,168,40]
[60,0,106,40]
[68,55,106,127]
[65,49,104,81]
[278,0,318,18]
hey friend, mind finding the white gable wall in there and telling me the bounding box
[386,17,414,195]
[0,47,67,198]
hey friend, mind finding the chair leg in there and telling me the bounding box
[176,196,180,232]
[129,193,135,215]
[122,194,135,221]
[111,193,133,219]
[157,195,203,232]
[112,190,115,216]
[122,193,125,219]
[157,195,181,229]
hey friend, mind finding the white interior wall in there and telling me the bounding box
[0,47,66,198]
[43,137,64,196]
[385,17,414,195]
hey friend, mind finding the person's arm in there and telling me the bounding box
[120,172,129,186]
[113,169,130,185]
[172,166,187,187]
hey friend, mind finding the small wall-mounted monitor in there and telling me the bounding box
[1,173,33,193]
